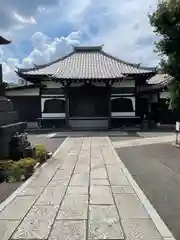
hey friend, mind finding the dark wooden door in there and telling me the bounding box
[69,84,108,117]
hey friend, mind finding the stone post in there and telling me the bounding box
[0,36,27,160]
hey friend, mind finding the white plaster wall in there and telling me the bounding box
[111,112,135,117]
[6,88,39,96]
[111,93,134,96]
[42,113,65,118]
[42,94,65,97]
[41,97,65,112]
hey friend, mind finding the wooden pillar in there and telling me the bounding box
[157,91,160,123]
[0,64,2,83]
[108,83,112,129]
[65,85,69,128]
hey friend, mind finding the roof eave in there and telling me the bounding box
[0,36,11,45]
[6,83,44,91]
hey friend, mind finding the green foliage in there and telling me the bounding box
[19,158,37,169]
[7,161,24,182]
[7,158,36,182]
[0,160,14,182]
[0,160,14,170]
[149,0,180,111]
[20,158,37,180]
[35,144,48,164]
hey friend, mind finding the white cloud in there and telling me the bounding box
[0,0,160,83]
[13,12,36,25]
[0,31,83,82]
[0,0,59,30]
[24,31,82,66]
[65,0,159,66]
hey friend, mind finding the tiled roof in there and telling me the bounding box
[17,46,156,80]
[140,74,173,92]
[146,73,173,86]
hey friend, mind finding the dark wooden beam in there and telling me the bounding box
[65,84,70,128]
[0,64,2,83]
[107,83,112,129]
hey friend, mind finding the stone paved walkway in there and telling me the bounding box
[0,137,175,240]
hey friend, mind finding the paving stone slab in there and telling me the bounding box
[12,205,58,240]
[52,169,72,181]
[101,150,117,165]
[90,186,114,205]
[49,179,69,187]
[91,167,108,179]
[122,218,163,240]
[112,186,135,194]
[35,186,66,206]
[107,167,131,185]
[115,194,149,219]
[0,196,37,220]
[30,177,51,187]
[74,165,89,174]
[18,186,45,196]
[49,220,86,240]
[0,220,20,240]
[70,172,89,186]
[103,155,119,165]
[40,164,60,176]
[57,194,88,220]
[91,161,104,168]
[78,158,90,165]
[66,154,79,162]
[91,153,102,159]
[88,205,124,240]
[66,186,88,195]
[91,178,110,186]
[101,145,119,165]
[59,163,76,171]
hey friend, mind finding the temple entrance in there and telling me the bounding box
[69,84,109,130]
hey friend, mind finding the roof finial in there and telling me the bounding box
[73,45,103,52]
[137,63,141,68]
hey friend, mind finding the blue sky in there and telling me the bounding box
[0,0,159,82]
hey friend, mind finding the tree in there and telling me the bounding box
[149,0,180,112]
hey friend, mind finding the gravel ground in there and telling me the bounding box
[28,134,65,154]
[116,143,180,239]
[0,182,22,203]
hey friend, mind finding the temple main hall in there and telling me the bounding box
[5,45,173,130]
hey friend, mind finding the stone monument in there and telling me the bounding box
[0,37,27,160]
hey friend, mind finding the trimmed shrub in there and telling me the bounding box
[0,160,14,170]
[7,158,37,182]
[35,145,49,164]
[7,161,24,182]
[20,158,37,180]
[0,160,14,182]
